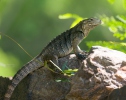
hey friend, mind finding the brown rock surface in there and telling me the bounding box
[1,46,126,100]
[66,46,126,100]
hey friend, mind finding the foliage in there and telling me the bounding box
[107,0,126,10]
[107,0,115,4]
[0,0,126,77]
[59,13,84,28]
[58,10,126,75]
[101,15,126,40]
[98,0,126,52]
[86,41,126,53]
[59,0,126,53]
[103,0,126,40]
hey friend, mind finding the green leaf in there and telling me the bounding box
[123,0,126,10]
[55,79,62,82]
[109,26,117,33]
[55,78,69,82]
[120,42,126,46]
[59,13,84,28]
[100,15,126,40]
[59,13,83,20]
[59,13,73,19]
[116,15,126,24]
[107,0,115,4]
[70,18,83,28]
[86,41,126,53]
[63,69,78,74]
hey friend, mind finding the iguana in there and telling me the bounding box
[4,18,101,100]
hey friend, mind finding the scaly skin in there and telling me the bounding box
[4,18,101,100]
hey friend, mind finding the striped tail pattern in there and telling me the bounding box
[4,56,43,100]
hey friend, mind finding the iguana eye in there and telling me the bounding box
[90,18,93,21]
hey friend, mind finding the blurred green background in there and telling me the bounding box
[0,0,126,77]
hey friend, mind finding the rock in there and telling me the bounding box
[0,77,11,100]
[66,46,126,100]
[26,54,79,100]
[108,85,126,100]
[2,46,126,100]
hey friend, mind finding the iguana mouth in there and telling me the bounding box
[94,20,101,26]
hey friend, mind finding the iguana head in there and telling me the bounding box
[76,18,101,37]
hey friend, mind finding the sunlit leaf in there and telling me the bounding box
[70,18,83,28]
[113,33,120,38]
[123,0,126,10]
[59,13,84,28]
[116,15,126,24]
[120,42,126,46]
[107,0,115,4]
[86,41,126,53]
[55,78,69,82]
[100,15,126,40]
[63,68,78,76]
[59,13,73,19]
[109,26,117,33]
[113,33,126,40]
[59,13,83,20]
[120,37,124,40]
[55,79,62,82]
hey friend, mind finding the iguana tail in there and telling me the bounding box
[4,56,43,100]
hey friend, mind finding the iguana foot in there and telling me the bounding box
[76,51,88,60]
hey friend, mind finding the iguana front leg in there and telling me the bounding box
[72,31,87,60]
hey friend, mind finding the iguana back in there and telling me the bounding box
[4,18,101,100]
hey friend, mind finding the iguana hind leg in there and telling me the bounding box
[43,54,63,73]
